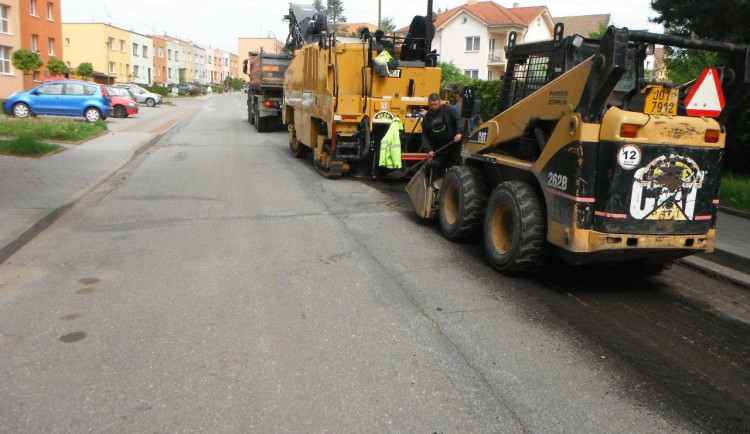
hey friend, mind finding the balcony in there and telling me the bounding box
[488,50,506,65]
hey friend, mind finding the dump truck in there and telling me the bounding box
[243,50,293,132]
[282,2,442,178]
[407,24,750,275]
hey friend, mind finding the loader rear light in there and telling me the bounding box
[263,101,276,107]
[341,115,358,120]
[705,130,721,143]
[620,124,639,138]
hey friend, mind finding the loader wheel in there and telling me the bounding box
[438,166,488,242]
[289,125,307,158]
[483,181,549,275]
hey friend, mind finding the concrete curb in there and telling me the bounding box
[680,255,750,289]
[0,110,196,265]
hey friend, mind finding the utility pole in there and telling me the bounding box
[378,0,381,29]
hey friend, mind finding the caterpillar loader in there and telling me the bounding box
[407,24,750,275]
[282,2,442,178]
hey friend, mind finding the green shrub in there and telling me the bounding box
[143,85,168,97]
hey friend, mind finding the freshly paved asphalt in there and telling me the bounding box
[1,93,748,285]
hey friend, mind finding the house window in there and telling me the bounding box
[119,39,125,52]
[33,71,40,81]
[64,38,69,46]
[46,2,52,20]
[31,34,38,52]
[29,0,36,16]
[168,49,171,60]
[108,61,115,73]
[465,36,480,52]
[464,69,479,79]
[107,37,114,50]
[0,46,10,73]
[158,47,163,57]
[142,46,147,58]
[133,43,138,55]
[168,68,172,78]
[0,5,8,33]
[488,70,493,80]
[47,37,54,55]
[133,65,139,76]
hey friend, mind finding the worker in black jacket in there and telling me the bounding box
[421,92,463,174]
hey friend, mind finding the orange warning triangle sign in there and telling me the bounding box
[684,68,725,117]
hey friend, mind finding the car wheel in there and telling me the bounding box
[146,98,156,107]
[12,103,30,118]
[113,105,127,118]
[84,107,102,122]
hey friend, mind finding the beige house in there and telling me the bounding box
[237,37,284,79]
[63,23,132,84]
[0,1,24,98]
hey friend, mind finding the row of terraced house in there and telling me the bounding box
[0,1,239,99]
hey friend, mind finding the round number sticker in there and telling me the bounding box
[617,145,641,170]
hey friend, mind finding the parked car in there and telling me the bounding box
[3,80,112,122]
[105,86,139,118]
[176,83,198,95]
[113,84,163,107]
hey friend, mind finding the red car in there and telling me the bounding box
[105,85,139,117]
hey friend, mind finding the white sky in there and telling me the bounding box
[61,0,664,54]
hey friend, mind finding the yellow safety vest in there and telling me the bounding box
[379,118,403,169]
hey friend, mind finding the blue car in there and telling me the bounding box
[3,80,113,122]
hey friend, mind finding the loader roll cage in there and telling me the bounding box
[500,23,750,124]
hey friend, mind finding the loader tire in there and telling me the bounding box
[438,166,488,242]
[483,181,549,275]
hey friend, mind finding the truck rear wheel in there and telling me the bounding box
[248,101,254,124]
[483,181,549,275]
[438,166,488,242]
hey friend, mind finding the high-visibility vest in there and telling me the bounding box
[379,118,403,169]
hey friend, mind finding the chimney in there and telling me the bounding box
[467,0,478,4]
[512,2,520,7]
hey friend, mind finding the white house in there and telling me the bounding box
[129,32,154,85]
[431,1,554,80]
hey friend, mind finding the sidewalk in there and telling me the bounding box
[0,104,196,264]
[1,111,748,288]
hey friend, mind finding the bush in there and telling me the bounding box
[143,85,168,97]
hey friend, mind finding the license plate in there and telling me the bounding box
[644,86,678,116]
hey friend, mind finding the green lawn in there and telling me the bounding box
[721,172,750,213]
[0,118,107,142]
[0,135,61,157]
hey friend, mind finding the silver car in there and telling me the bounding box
[113,84,163,107]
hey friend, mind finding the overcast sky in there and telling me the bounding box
[61,0,664,54]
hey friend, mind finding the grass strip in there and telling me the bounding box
[0,135,61,157]
[0,118,107,142]
[721,172,750,212]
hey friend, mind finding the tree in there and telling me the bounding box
[651,0,750,176]
[379,17,396,34]
[47,58,68,77]
[11,49,43,75]
[437,61,467,91]
[312,0,346,34]
[650,0,750,43]
[74,62,93,80]
[588,22,609,39]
